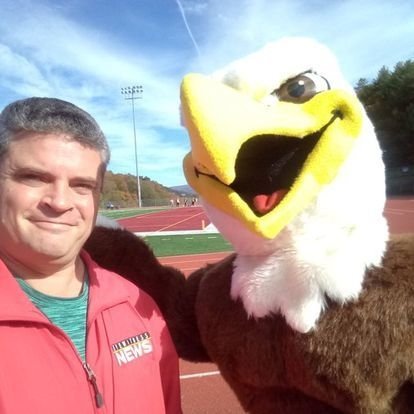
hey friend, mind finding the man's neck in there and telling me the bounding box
[3,254,85,298]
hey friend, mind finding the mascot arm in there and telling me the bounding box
[85,226,211,362]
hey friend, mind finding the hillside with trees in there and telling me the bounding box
[356,59,414,194]
[101,171,191,208]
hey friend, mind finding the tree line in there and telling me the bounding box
[356,59,414,194]
[101,171,181,208]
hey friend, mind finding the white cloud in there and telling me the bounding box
[0,44,52,96]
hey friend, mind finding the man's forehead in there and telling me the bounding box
[9,131,98,154]
[5,132,103,171]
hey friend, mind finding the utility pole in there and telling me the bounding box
[121,85,143,208]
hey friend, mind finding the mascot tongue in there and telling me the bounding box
[252,189,288,215]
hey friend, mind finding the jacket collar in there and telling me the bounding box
[0,251,131,323]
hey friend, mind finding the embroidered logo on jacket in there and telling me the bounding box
[111,332,153,366]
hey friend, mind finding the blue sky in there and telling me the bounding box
[1,0,413,187]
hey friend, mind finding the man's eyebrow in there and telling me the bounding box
[70,176,101,186]
[11,166,52,176]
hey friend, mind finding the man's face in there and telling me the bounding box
[0,131,103,268]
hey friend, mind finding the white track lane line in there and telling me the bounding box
[180,370,221,380]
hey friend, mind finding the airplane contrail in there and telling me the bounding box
[175,0,202,61]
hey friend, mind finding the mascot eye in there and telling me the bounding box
[274,72,330,103]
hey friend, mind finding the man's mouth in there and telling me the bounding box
[32,220,75,228]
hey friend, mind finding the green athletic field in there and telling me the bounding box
[143,233,232,257]
[100,208,166,219]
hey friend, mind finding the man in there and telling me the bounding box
[0,97,182,413]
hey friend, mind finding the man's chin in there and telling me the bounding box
[22,240,85,266]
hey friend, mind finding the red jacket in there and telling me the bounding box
[0,251,182,414]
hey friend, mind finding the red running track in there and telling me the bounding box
[384,197,414,234]
[118,206,210,233]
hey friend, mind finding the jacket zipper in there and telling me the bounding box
[83,362,104,408]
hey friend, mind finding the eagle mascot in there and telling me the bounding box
[86,37,414,413]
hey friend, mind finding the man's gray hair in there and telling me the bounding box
[0,97,110,165]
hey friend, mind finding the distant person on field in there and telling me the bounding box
[0,97,181,413]
[176,198,180,207]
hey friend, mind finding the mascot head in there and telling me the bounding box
[181,37,386,242]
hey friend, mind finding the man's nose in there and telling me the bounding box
[42,182,74,212]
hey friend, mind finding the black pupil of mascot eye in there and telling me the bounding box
[276,73,326,103]
[288,80,306,98]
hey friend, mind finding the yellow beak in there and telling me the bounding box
[181,73,363,239]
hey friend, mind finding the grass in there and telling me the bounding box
[143,233,233,257]
[99,208,167,219]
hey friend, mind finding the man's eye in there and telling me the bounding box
[17,174,46,186]
[273,72,330,103]
[72,182,97,194]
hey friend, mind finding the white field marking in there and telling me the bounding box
[385,209,414,215]
[385,208,414,213]
[159,212,206,232]
[180,370,220,380]
[134,225,219,237]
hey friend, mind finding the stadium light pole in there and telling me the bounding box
[121,85,143,208]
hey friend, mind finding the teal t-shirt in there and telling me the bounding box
[16,275,89,361]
